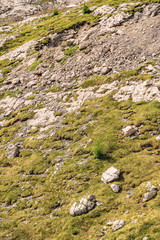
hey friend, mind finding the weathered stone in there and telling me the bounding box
[143,3,160,19]
[100,66,112,75]
[122,125,137,137]
[79,41,91,50]
[112,220,125,232]
[6,143,19,158]
[101,167,121,183]
[110,183,120,193]
[142,182,157,202]
[114,79,160,102]
[93,5,115,16]
[27,108,56,127]
[0,40,37,61]
[70,195,96,216]
[101,12,131,29]
[142,191,157,202]
[0,0,54,20]
[54,50,65,62]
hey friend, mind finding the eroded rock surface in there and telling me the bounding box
[112,220,125,232]
[6,143,19,158]
[110,183,120,193]
[142,182,158,202]
[122,125,137,137]
[70,195,97,216]
[101,167,121,183]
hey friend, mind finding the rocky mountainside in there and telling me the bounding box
[0,0,87,19]
[0,0,54,19]
[0,0,160,239]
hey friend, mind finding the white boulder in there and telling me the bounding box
[70,195,97,217]
[101,167,120,183]
[122,125,137,137]
[110,183,120,193]
[112,220,125,231]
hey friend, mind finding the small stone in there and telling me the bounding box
[142,182,157,202]
[142,190,157,202]
[110,183,120,193]
[55,51,65,62]
[79,41,91,50]
[122,125,137,137]
[112,220,125,231]
[100,67,112,75]
[6,144,19,159]
[101,167,121,183]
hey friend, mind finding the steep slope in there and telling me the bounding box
[0,0,160,239]
[0,0,54,19]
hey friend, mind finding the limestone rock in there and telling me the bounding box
[142,182,157,202]
[100,66,112,75]
[79,41,91,50]
[0,0,54,19]
[101,12,131,29]
[54,50,65,62]
[70,195,97,216]
[0,40,37,61]
[110,183,120,193]
[112,220,125,232]
[27,108,56,127]
[93,5,115,16]
[143,3,160,19]
[6,143,19,158]
[101,167,120,183]
[142,191,157,202]
[122,125,137,137]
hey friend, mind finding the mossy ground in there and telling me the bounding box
[0,93,160,239]
[81,64,155,88]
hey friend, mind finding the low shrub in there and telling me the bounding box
[93,140,106,159]
[51,8,59,17]
[82,4,91,14]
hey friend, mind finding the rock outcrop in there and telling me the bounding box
[0,0,54,19]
